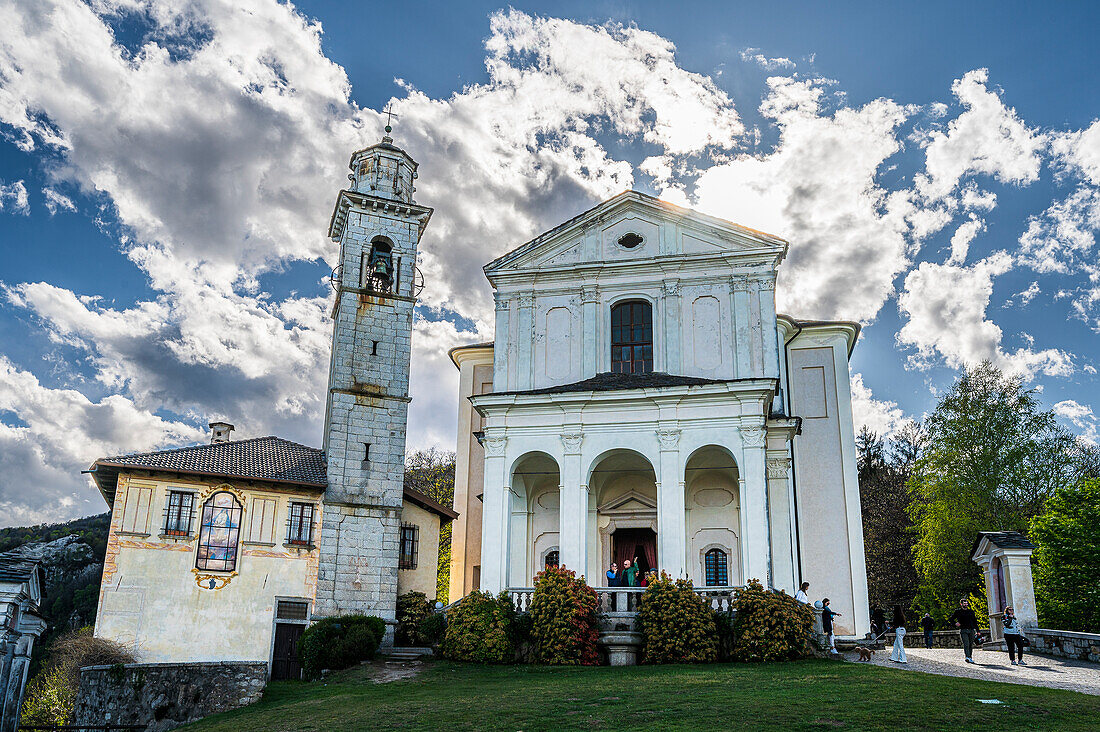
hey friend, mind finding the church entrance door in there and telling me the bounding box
[271,622,304,680]
[612,528,657,581]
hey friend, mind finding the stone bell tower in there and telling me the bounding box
[315,126,433,622]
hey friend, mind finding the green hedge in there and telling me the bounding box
[530,565,599,665]
[396,591,433,646]
[298,615,385,678]
[638,573,718,663]
[442,591,516,663]
[728,579,813,662]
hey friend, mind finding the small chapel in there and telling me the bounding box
[85,132,870,684]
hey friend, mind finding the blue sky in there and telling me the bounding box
[1,0,1098,526]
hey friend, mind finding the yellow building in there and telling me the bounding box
[88,425,456,679]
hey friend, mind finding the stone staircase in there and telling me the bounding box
[379,646,433,662]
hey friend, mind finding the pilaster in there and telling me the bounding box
[656,428,686,578]
[740,423,771,587]
[559,431,587,575]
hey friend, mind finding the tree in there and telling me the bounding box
[1030,478,1100,632]
[858,422,923,617]
[404,448,456,602]
[907,362,1094,623]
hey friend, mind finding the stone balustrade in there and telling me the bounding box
[507,586,739,615]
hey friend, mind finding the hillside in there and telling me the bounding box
[1,513,110,672]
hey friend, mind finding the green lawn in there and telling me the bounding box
[185,660,1100,731]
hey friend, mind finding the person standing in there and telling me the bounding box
[921,613,935,649]
[606,562,620,587]
[822,598,841,655]
[794,582,810,604]
[889,605,907,663]
[871,606,886,637]
[949,598,980,663]
[623,558,639,588]
[1002,606,1026,666]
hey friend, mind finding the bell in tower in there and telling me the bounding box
[315,125,434,631]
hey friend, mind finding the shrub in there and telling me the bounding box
[297,615,384,678]
[442,591,515,663]
[417,612,447,647]
[638,573,717,663]
[713,610,736,662]
[21,627,134,726]
[530,565,599,665]
[728,579,813,662]
[396,591,433,646]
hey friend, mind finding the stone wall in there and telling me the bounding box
[1026,628,1100,662]
[74,661,266,732]
[880,630,966,648]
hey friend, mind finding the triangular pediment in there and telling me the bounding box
[484,191,787,277]
[599,490,658,514]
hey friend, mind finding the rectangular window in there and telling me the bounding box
[247,497,278,544]
[163,491,195,536]
[120,483,154,534]
[610,301,653,374]
[705,548,729,587]
[399,524,419,569]
[286,503,315,546]
[276,600,310,621]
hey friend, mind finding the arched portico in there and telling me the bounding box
[685,446,742,587]
[508,452,559,587]
[587,449,658,584]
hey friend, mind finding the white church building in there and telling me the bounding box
[450,191,870,637]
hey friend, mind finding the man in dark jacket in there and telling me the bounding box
[948,599,980,663]
[920,613,935,648]
[822,598,841,655]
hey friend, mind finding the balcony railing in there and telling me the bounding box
[507,586,741,614]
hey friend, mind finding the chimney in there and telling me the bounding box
[209,421,235,444]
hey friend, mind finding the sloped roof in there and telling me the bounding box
[972,531,1036,556]
[0,552,45,597]
[489,371,755,396]
[90,436,327,505]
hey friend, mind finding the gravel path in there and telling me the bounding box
[845,647,1100,696]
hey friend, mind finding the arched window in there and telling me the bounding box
[704,548,728,587]
[544,550,559,569]
[611,300,653,374]
[196,491,243,572]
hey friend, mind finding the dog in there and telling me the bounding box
[856,647,875,662]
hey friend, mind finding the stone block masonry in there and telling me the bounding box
[1026,628,1100,662]
[74,661,267,732]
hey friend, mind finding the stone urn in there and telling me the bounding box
[599,630,644,666]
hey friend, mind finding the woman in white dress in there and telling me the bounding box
[890,605,908,663]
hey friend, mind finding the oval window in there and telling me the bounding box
[617,232,644,249]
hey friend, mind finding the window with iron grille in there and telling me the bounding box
[704,548,728,587]
[610,300,653,374]
[195,491,242,572]
[399,524,418,570]
[286,502,315,546]
[276,600,310,621]
[163,491,195,536]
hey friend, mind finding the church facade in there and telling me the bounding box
[450,191,869,637]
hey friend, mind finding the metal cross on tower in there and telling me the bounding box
[382,103,400,134]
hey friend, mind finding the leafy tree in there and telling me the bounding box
[404,448,456,602]
[907,362,1095,623]
[1030,478,1100,632]
[858,422,923,617]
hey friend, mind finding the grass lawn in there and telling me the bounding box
[185,659,1100,731]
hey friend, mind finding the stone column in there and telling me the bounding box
[559,432,588,576]
[478,435,509,593]
[740,425,771,587]
[766,452,795,593]
[656,428,686,578]
[581,286,600,378]
[730,278,753,378]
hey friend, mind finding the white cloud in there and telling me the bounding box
[897,251,1074,377]
[740,48,796,71]
[947,216,984,264]
[42,187,76,214]
[917,69,1045,200]
[0,179,29,214]
[1053,399,1099,445]
[693,76,926,322]
[850,372,906,436]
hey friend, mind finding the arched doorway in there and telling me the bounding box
[685,445,741,587]
[589,449,658,585]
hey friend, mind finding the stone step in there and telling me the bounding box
[380,646,433,660]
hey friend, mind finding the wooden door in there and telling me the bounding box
[271,622,304,680]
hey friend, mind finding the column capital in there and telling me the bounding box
[494,296,511,312]
[482,435,507,456]
[518,293,536,309]
[560,431,584,454]
[661,280,682,297]
[656,428,681,451]
[766,456,792,479]
[581,285,601,304]
[741,426,766,449]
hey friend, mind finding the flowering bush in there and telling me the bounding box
[728,579,813,662]
[638,573,718,663]
[298,615,385,678]
[442,590,516,663]
[530,565,599,665]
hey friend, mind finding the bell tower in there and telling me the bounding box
[315,126,433,623]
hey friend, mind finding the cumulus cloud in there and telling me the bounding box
[897,252,1073,377]
[42,187,76,214]
[947,216,985,264]
[1053,399,1099,445]
[917,68,1045,200]
[0,179,29,214]
[850,372,907,437]
[740,48,796,71]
